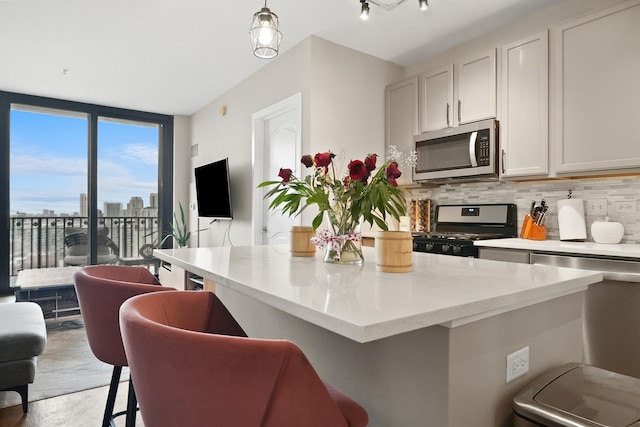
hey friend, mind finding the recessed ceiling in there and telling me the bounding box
[0,0,570,116]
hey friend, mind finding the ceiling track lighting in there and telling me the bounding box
[419,0,429,11]
[360,0,370,20]
[249,0,283,59]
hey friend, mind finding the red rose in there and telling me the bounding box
[301,155,313,168]
[348,159,370,183]
[314,152,334,169]
[364,154,377,171]
[278,168,292,183]
[386,161,402,187]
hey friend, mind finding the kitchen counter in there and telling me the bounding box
[153,245,600,342]
[475,238,640,259]
[153,245,601,426]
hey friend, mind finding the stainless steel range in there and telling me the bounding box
[412,203,517,257]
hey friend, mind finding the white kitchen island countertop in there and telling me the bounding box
[154,245,601,343]
[475,238,640,259]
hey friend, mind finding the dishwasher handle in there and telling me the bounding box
[531,253,640,283]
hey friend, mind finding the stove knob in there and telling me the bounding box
[425,243,434,251]
[441,244,450,253]
[413,242,418,251]
[452,245,461,254]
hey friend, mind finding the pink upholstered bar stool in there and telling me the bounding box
[120,290,369,427]
[73,265,173,427]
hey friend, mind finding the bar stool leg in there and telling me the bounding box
[103,366,122,427]
[125,379,137,427]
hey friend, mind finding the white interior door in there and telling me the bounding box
[252,93,302,245]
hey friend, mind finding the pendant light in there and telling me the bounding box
[249,0,283,59]
[419,0,429,11]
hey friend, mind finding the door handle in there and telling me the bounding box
[501,149,506,174]
[457,99,462,125]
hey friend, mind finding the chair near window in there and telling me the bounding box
[119,290,369,427]
[73,265,173,427]
[64,227,119,266]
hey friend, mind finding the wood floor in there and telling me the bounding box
[0,381,144,427]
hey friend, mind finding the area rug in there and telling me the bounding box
[0,319,129,409]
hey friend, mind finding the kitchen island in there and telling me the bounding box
[154,245,602,427]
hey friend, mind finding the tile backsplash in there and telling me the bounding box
[409,176,640,243]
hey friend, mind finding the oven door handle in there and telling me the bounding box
[468,131,478,167]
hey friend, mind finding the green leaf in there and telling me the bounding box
[312,212,324,230]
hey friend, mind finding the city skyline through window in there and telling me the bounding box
[10,107,158,217]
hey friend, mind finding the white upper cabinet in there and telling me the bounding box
[501,31,549,178]
[456,49,497,125]
[419,64,454,133]
[554,1,640,174]
[385,76,419,186]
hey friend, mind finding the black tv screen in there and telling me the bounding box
[195,158,233,219]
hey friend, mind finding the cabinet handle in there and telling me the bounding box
[457,99,461,125]
[446,103,450,127]
[501,149,506,174]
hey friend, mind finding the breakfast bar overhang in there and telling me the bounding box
[154,246,602,427]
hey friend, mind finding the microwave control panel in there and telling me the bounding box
[477,129,490,166]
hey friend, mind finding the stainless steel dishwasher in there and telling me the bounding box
[531,253,640,379]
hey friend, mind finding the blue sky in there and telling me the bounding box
[10,109,158,215]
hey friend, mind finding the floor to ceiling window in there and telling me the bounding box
[0,91,173,295]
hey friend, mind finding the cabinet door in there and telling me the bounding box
[456,49,496,125]
[501,31,549,177]
[554,1,640,173]
[419,64,454,133]
[385,77,419,186]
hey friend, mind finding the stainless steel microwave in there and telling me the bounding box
[413,119,499,182]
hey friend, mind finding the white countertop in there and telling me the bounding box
[154,245,601,343]
[475,238,640,259]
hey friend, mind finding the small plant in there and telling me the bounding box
[161,202,191,248]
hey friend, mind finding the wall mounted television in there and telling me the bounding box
[194,158,233,220]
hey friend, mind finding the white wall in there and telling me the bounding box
[189,36,402,247]
[308,37,403,161]
[173,115,191,215]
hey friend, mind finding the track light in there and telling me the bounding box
[360,0,370,20]
[419,0,429,11]
[249,0,283,59]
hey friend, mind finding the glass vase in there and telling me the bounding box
[322,233,364,266]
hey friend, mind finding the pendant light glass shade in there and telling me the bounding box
[419,0,429,11]
[249,3,282,59]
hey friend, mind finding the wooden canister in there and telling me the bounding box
[290,226,316,257]
[375,231,413,273]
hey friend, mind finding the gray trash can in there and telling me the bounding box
[513,363,640,426]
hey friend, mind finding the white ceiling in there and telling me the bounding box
[0,0,565,116]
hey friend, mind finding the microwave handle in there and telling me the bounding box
[469,131,478,167]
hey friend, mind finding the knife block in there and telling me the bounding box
[520,214,547,241]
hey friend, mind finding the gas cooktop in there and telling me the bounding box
[413,203,517,257]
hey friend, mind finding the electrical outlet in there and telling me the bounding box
[613,201,638,213]
[587,199,608,216]
[506,346,529,383]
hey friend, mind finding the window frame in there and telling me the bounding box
[0,90,174,294]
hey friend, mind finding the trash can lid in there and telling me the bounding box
[514,363,640,427]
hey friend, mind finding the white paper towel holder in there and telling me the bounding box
[558,190,587,241]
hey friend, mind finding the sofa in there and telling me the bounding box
[0,302,47,413]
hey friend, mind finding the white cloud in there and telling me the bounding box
[120,143,157,165]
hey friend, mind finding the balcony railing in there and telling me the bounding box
[9,216,160,276]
